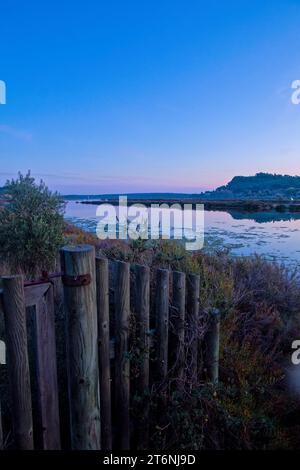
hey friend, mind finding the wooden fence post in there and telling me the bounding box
[34,285,61,449]
[155,269,170,383]
[96,257,112,451]
[2,275,34,450]
[203,309,220,384]
[61,245,101,450]
[170,271,186,382]
[186,274,200,382]
[0,398,3,450]
[114,261,130,450]
[0,335,5,449]
[134,264,150,449]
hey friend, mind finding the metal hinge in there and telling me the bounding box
[62,274,91,287]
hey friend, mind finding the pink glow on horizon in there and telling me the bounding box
[0,170,233,195]
[51,180,218,195]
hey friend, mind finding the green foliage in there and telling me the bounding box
[147,384,277,450]
[204,172,300,200]
[0,172,65,278]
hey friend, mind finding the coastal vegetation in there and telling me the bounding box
[1,176,300,449]
[0,172,65,278]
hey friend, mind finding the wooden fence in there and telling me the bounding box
[0,244,220,450]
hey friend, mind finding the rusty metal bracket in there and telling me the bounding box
[22,271,92,288]
[24,271,64,287]
[62,273,91,287]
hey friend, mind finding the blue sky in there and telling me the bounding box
[1,0,300,194]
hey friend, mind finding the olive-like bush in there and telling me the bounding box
[0,172,65,278]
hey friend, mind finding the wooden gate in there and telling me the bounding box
[0,244,220,451]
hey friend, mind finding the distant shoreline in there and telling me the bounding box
[76,198,300,213]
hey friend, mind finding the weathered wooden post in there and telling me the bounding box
[0,334,4,450]
[114,261,130,450]
[0,324,6,450]
[61,245,101,450]
[34,285,61,449]
[0,298,6,449]
[0,399,3,450]
[134,264,150,449]
[96,256,112,450]
[186,273,200,382]
[170,271,186,382]
[155,268,169,448]
[203,308,220,384]
[155,269,170,382]
[2,275,34,450]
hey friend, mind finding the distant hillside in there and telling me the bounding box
[202,173,300,200]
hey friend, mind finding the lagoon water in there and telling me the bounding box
[65,200,300,269]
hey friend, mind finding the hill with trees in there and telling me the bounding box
[202,173,300,200]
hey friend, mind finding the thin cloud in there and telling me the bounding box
[28,172,162,184]
[0,124,32,142]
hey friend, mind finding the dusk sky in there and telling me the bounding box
[1,0,300,194]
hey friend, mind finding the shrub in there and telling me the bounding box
[0,172,65,278]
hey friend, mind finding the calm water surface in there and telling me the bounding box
[65,201,300,268]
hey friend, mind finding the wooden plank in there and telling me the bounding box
[1,283,51,310]
[186,274,200,382]
[60,245,101,450]
[2,275,34,450]
[24,283,51,307]
[114,261,130,450]
[134,264,150,449]
[170,271,186,382]
[34,284,61,449]
[155,269,170,382]
[96,257,112,451]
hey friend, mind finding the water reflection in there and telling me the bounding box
[228,210,300,224]
[64,201,300,269]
